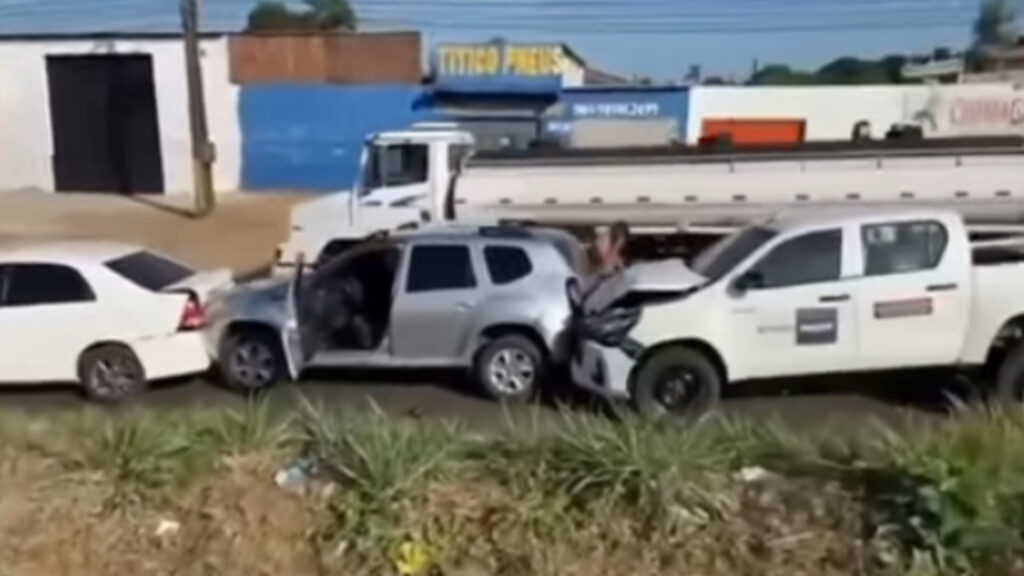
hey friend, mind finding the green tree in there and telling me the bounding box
[747,64,814,85]
[246,0,357,32]
[973,0,1018,49]
[815,57,891,84]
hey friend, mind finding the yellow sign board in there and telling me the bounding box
[437,44,564,77]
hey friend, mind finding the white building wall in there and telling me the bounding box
[0,36,240,195]
[687,84,1024,143]
[560,51,586,88]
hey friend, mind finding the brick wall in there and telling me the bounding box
[229,31,422,85]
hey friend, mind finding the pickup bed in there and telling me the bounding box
[570,208,1024,418]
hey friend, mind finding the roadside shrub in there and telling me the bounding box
[485,411,735,525]
[73,411,219,500]
[844,409,1024,574]
[197,397,296,456]
[296,398,473,563]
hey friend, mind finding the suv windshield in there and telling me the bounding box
[105,251,195,291]
[691,226,778,283]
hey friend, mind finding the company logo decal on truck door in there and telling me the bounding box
[795,308,838,345]
[873,297,933,319]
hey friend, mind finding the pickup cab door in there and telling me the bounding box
[852,219,970,369]
[727,226,859,380]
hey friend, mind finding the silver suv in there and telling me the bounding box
[204,225,583,401]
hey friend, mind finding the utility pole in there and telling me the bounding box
[180,0,215,216]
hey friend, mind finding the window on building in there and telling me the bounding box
[406,245,476,293]
[862,221,948,276]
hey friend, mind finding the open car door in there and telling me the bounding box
[282,257,330,379]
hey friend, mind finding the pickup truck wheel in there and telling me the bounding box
[632,346,721,420]
[220,330,286,394]
[78,344,147,404]
[475,335,545,403]
[996,342,1024,403]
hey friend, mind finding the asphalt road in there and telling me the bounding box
[0,367,977,435]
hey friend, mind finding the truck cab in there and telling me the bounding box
[277,125,472,268]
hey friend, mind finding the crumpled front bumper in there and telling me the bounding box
[570,340,636,399]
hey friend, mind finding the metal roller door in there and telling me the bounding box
[569,118,679,148]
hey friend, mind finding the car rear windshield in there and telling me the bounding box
[105,251,195,291]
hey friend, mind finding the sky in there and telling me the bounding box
[0,0,1015,80]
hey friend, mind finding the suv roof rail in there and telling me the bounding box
[477,225,535,239]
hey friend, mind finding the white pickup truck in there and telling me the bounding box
[277,124,1024,268]
[569,208,1024,418]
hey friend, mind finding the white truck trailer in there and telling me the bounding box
[277,124,1024,267]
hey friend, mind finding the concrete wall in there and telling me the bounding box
[239,85,433,191]
[687,83,1024,143]
[0,36,240,194]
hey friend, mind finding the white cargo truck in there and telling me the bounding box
[277,123,1024,268]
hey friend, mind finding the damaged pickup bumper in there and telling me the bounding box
[570,340,638,399]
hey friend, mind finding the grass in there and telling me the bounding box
[3,400,1024,575]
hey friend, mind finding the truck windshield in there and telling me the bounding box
[691,226,778,283]
[361,143,429,194]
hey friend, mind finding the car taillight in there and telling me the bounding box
[178,292,206,331]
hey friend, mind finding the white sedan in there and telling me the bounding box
[0,241,233,402]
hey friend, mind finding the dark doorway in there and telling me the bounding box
[46,54,164,194]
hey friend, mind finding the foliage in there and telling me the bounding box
[748,53,936,86]
[974,0,1019,50]
[6,401,1024,573]
[73,411,219,498]
[295,398,471,559]
[246,0,356,33]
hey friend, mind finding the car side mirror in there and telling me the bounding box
[732,270,763,293]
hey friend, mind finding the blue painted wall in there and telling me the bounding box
[239,85,434,191]
[544,86,690,143]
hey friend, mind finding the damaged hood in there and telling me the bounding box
[582,259,706,314]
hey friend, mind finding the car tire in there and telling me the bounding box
[219,329,287,394]
[996,341,1024,403]
[474,335,546,403]
[632,346,721,420]
[78,344,147,404]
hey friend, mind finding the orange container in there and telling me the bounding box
[701,118,806,146]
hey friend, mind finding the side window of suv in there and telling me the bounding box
[406,244,476,293]
[3,263,95,306]
[484,245,533,285]
[862,221,947,276]
[747,229,842,289]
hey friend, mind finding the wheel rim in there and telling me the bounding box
[653,367,700,413]
[488,348,536,396]
[228,340,277,389]
[90,356,141,399]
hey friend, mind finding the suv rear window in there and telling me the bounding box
[484,245,533,285]
[105,251,194,291]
